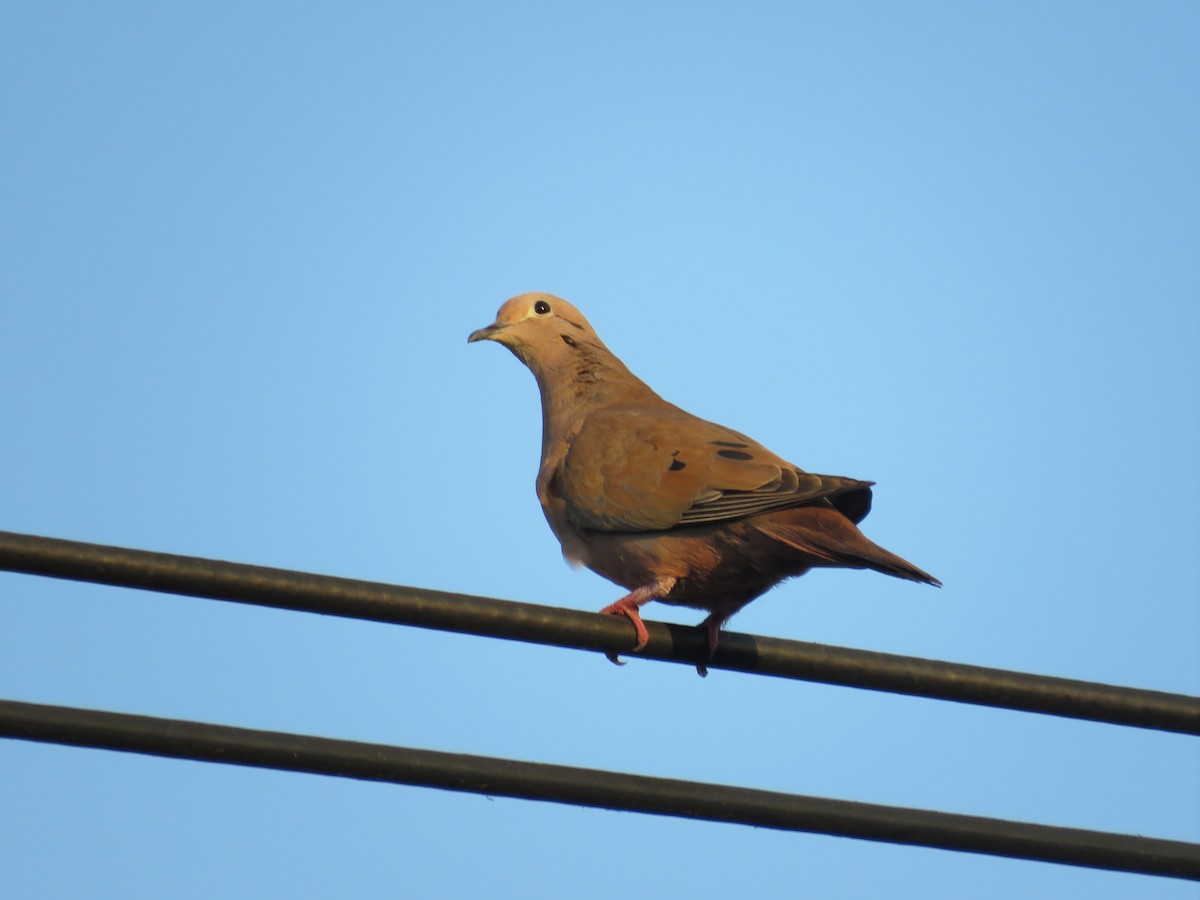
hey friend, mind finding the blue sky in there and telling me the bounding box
[2,3,1197,898]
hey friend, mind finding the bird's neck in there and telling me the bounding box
[534,344,657,463]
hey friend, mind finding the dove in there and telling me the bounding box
[469,292,939,670]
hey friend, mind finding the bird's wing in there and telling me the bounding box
[556,405,872,533]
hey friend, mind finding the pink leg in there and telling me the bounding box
[691,614,724,677]
[599,577,677,664]
[694,599,748,676]
[702,616,722,658]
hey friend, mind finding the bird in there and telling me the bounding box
[469,292,939,672]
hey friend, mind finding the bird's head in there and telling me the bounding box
[468,292,607,380]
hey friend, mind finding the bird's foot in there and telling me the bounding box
[599,577,677,665]
[694,614,724,677]
[600,604,648,665]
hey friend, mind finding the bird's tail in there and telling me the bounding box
[754,507,941,587]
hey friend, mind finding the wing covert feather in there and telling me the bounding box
[557,406,872,533]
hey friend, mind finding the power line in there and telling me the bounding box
[1,530,1197,734]
[2,699,1196,881]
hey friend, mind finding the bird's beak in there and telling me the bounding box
[468,322,505,344]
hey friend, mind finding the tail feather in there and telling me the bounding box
[754,507,941,587]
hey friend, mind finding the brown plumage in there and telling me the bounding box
[469,292,939,671]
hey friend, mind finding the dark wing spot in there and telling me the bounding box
[669,459,686,471]
[560,334,578,347]
[716,449,754,461]
[711,441,750,448]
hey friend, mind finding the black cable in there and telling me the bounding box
[1,530,1197,734]
[1,699,1196,880]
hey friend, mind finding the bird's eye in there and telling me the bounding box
[534,300,551,315]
